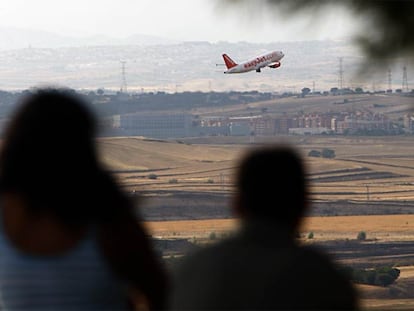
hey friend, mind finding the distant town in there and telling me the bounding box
[0,87,413,139]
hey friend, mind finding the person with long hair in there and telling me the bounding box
[0,88,168,310]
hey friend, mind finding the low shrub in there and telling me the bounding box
[357,231,367,241]
[350,266,400,287]
[148,174,158,180]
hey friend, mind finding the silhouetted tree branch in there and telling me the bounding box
[217,0,414,66]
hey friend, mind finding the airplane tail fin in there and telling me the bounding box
[222,54,237,69]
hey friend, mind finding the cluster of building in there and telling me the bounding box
[200,111,395,136]
[403,114,414,133]
[102,110,400,139]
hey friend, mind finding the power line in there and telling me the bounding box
[120,60,127,93]
[402,66,409,92]
[338,57,344,90]
[387,68,392,91]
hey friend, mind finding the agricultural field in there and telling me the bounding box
[98,135,414,203]
[97,95,414,310]
[144,215,414,310]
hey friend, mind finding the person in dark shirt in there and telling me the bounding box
[170,145,358,310]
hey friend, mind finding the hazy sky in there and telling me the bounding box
[0,0,358,42]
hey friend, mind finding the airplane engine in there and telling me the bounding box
[269,62,281,69]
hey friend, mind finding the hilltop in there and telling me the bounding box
[0,38,374,92]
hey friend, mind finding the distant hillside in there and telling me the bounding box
[0,33,411,92]
[0,27,179,50]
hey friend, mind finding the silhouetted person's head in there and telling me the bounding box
[235,145,307,230]
[0,88,116,227]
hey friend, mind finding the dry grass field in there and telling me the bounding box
[96,98,414,311]
[144,215,414,311]
[98,135,414,201]
[144,215,414,240]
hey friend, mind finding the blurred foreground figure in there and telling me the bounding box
[0,89,168,310]
[170,146,358,310]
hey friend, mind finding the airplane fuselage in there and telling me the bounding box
[223,51,284,74]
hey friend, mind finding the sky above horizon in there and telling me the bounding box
[0,0,358,43]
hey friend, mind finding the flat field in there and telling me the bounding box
[144,215,414,311]
[143,215,414,240]
[98,95,414,310]
[98,135,414,202]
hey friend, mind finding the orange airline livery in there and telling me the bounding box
[222,50,284,74]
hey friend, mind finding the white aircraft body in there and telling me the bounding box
[222,50,284,74]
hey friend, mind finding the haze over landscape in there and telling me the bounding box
[1,1,414,310]
[0,0,358,43]
[0,1,411,93]
[0,27,412,94]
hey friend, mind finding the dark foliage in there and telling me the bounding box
[345,266,401,287]
[218,0,414,66]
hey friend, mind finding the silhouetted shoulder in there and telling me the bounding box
[171,232,357,310]
[170,145,358,310]
[271,245,358,310]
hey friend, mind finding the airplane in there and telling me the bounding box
[222,50,284,74]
